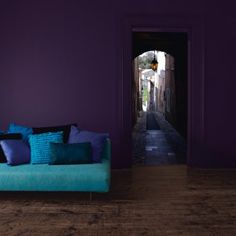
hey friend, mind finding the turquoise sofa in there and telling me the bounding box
[0,139,111,192]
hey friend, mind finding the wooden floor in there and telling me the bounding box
[1,165,236,235]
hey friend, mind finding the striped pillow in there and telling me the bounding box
[29,131,63,164]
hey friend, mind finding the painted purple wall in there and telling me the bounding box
[0,0,235,168]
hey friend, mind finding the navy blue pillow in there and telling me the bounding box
[0,140,30,166]
[68,126,109,163]
[49,142,92,165]
[0,133,22,163]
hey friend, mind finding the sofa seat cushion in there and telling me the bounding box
[0,159,110,192]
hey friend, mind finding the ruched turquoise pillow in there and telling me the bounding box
[29,131,63,164]
[49,142,92,165]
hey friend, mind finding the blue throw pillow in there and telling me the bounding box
[0,140,30,165]
[68,126,109,163]
[8,123,33,143]
[49,142,92,165]
[29,131,63,164]
[0,133,23,163]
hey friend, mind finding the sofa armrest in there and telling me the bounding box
[102,138,111,162]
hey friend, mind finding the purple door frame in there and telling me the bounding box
[121,15,205,167]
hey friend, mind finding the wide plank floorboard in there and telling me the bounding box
[0,165,236,235]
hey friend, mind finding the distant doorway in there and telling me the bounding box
[132,32,188,166]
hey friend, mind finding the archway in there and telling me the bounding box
[132,44,187,165]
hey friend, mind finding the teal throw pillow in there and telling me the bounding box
[29,131,63,164]
[49,142,92,165]
[8,123,33,143]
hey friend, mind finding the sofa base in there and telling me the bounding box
[0,160,110,192]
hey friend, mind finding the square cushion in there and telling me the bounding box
[68,126,109,163]
[8,123,33,143]
[49,142,92,165]
[0,133,22,163]
[32,123,76,143]
[29,131,63,164]
[0,140,30,165]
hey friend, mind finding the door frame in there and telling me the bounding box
[121,15,205,167]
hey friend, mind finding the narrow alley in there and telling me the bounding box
[132,111,186,166]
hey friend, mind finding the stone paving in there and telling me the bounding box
[145,129,177,165]
[132,111,187,165]
[154,111,187,164]
[132,112,146,165]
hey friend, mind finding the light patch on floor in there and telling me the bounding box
[145,146,158,151]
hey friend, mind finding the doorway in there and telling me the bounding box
[132,32,188,166]
[121,17,205,169]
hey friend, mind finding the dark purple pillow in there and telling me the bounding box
[33,123,77,143]
[0,140,30,165]
[0,133,22,163]
[68,126,109,163]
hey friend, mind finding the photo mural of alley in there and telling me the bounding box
[132,49,187,166]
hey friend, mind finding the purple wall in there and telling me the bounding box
[0,0,236,168]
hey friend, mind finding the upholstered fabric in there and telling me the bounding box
[0,133,23,163]
[0,139,111,192]
[0,140,30,165]
[68,126,109,163]
[29,131,63,164]
[49,142,92,165]
[8,123,33,143]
